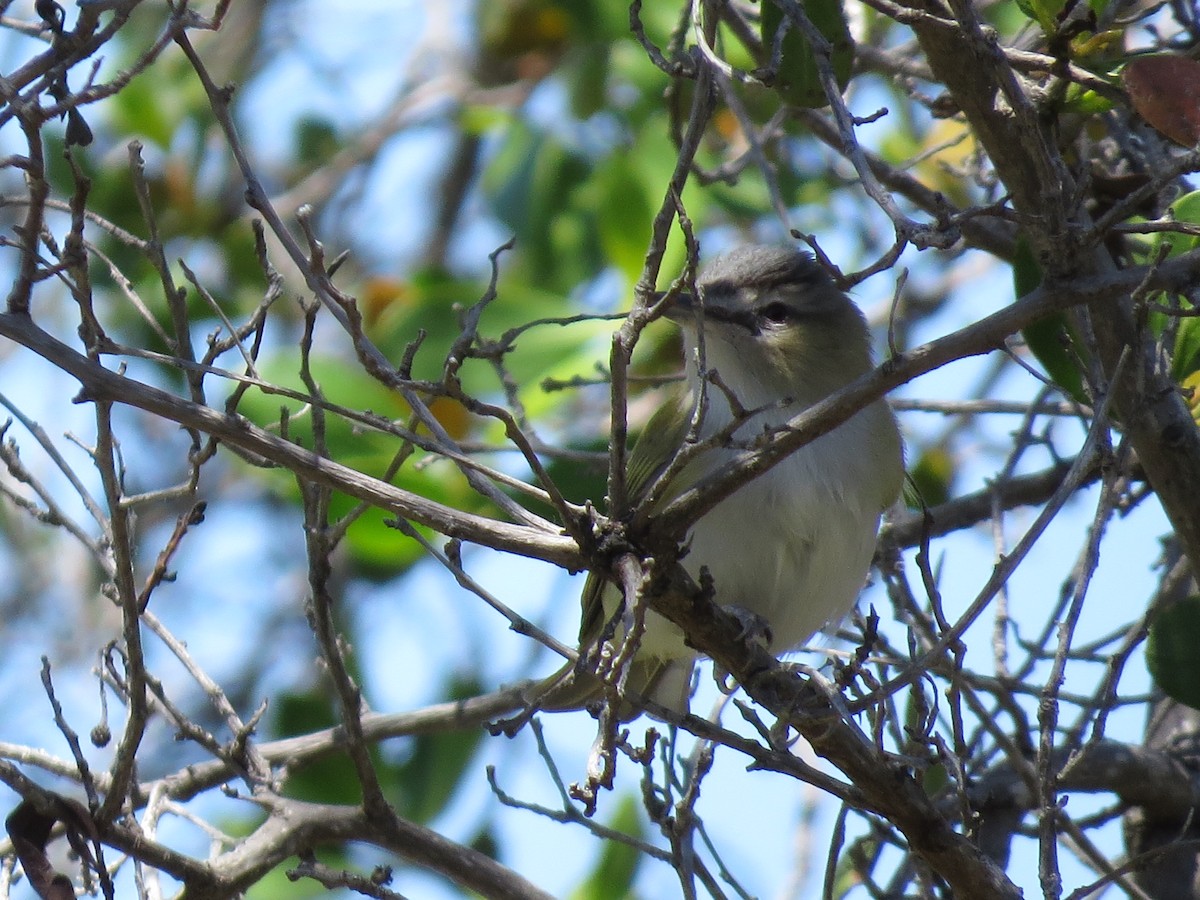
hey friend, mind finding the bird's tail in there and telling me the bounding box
[525,656,695,720]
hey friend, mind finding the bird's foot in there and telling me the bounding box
[711,605,774,694]
[726,604,774,650]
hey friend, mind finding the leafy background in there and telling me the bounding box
[0,0,1197,896]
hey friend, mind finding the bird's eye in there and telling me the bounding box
[758,302,792,324]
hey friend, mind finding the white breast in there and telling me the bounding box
[635,404,888,660]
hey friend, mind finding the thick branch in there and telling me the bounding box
[975,740,1200,823]
[100,799,554,900]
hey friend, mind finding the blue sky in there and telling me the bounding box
[0,1,1172,897]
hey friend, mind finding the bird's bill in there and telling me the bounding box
[653,290,696,324]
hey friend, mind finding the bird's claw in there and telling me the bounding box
[711,606,774,695]
[726,604,773,650]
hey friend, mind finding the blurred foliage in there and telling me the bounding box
[760,0,854,108]
[908,446,955,508]
[1145,192,1200,404]
[569,794,645,900]
[274,674,487,824]
[8,0,1200,893]
[1011,239,1088,405]
[1147,594,1200,712]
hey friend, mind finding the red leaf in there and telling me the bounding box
[1123,56,1200,147]
[6,801,76,900]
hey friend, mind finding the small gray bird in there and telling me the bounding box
[541,245,904,714]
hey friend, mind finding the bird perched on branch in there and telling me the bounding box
[539,245,904,715]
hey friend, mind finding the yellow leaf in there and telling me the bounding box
[428,396,472,440]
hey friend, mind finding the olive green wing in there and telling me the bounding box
[534,389,698,714]
[576,387,694,643]
[625,388,694,506]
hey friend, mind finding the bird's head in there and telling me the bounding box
[665,246,874,408]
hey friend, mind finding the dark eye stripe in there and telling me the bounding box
[758,302,793,324]
[698,304,758,332]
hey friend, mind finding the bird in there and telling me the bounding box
[538,245,904,716]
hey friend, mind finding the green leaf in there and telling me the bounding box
[1061,83,1114,116]
[460,104,512,136]
[569,794,644,900]
[1172,314,1200,382]
[108,69,180,148]
[337,503,427,575]
[830,834,880,898]
[908,447,954,507]
[593,156,654,278]
[293,115,340,168]
[1023,314,1086,401]
[107,54,208,149]
[274,691,364,805]
[1148,594,1200,711]
[391,677,486,823]
[1013,239,1087,403]
[922,762,950,797]
[760,0,855,108]
[232,351,482,575]
[1152,190,1200,260]
[481,123,603,291]
[1146,192,1200,381]
[1013,0,1066,33]
[567,42,611,118]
